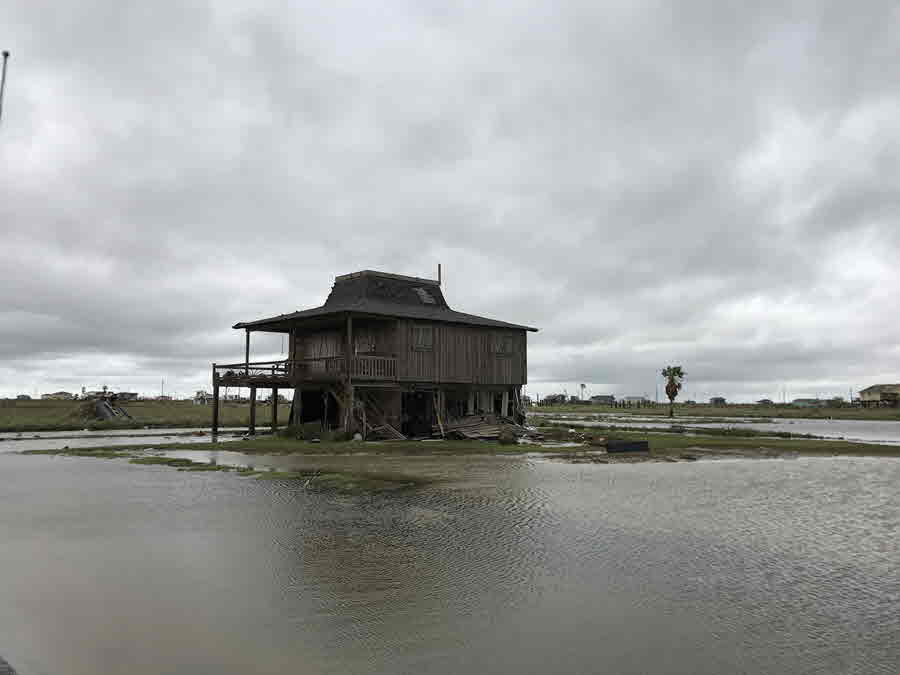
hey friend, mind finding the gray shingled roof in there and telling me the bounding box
[233,270,538,332]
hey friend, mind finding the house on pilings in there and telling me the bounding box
[211,270,537,437]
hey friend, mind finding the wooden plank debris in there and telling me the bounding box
[431,414,528,440]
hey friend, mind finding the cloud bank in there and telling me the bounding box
[2,0,899,401]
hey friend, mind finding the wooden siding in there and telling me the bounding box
[289,318,527,386]
[291,320,397,362]
[397,319,527,385]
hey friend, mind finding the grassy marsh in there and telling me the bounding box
[0,399,289,432]
[530,403,900,421]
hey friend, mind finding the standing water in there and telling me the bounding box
[0,451,897,674]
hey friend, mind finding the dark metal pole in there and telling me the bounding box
[0,51,9,125]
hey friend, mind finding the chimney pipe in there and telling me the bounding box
[438,263,442,285]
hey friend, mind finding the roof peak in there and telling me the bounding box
[334,270,440,286]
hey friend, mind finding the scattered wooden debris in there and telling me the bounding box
[432,415,528,441]
[368,423,406,441]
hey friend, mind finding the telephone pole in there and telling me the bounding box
[0,51,10,125]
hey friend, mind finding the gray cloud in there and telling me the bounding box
[1,0,899,401]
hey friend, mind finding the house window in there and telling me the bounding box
[412,325,433,351]
[493,334,515,355]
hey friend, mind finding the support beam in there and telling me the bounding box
[345,384,355,433]
[211,365,219,435]
[244,329,250,376]
[271,388,278,430]
[501,390,509,418]
[344,314,354,434]
[345,314,353,376]
[290,387,302,425]
[248,386,257,435]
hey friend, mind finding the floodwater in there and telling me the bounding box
[0,429,248,454]
[1,451,898,674]
[534,412,900,445]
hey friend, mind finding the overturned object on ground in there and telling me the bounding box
[433,414,528,441]
[605,439,650,453]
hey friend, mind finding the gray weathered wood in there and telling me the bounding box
[248,386,256,435]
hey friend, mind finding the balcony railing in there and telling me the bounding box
[214,355,397,381]
[351,354,397,379]
[215,360,291,379]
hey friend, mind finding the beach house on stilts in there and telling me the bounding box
[211,270,537,438]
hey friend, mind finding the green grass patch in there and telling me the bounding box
[0,399,291,432]
[530,403,900,421]
[22,448,129,458]
[22,446,432,492]
[594,429,900,457]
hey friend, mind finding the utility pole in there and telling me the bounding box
[0,51,9,126]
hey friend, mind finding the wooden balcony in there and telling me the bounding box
[214,355,397,386]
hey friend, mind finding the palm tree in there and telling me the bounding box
[661,366,685,417]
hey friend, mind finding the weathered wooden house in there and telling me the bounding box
[211,270,537,437]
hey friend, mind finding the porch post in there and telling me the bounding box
[211,365,219,436]
[344,314,353,376]
[290,387,302,425]
[501,390,509,418]
[271,388,279,430]
[244,329,250,376]
[248,386,257,435]
[345,384,355,434]
[344,314,354,433]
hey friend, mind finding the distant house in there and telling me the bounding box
[194,391,213,405]
[15,394,31,400]
[590,395,615,405]
[791,398,823,408]
[542,394,567,405]
[115,392,140,402]
[858,384,900,407]
[41,391,75,400]
[756,399,775,405]
[622,396,648,403]
[709,397,726,406]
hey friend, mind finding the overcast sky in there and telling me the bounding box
[2,1,899,402]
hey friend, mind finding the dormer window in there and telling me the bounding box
[492,334,515,355]
[413,287,436,304]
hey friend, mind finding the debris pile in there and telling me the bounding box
[431,415,529,441]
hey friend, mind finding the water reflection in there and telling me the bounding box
[0,453,897,674]
[534,412,900,444]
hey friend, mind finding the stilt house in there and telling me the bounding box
[211,270,537,437]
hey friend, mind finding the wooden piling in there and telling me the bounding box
[249,386,256,435]
[271,387,278,430]
[211,365,219,435]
